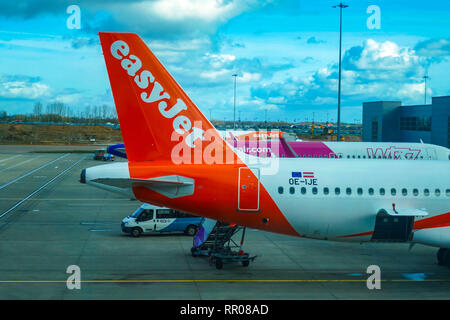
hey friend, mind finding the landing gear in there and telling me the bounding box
[437,248,450,267]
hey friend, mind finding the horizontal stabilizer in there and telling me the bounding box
[92,177,190,188]
[92,175,195,199]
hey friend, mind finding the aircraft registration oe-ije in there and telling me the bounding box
[81,32,450,267]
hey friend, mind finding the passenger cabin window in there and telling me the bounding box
[368,188,374,195]
[435,189,441,196]
[289,187,295,194]
[379,188,385,195]
[301,187,307,195]
[278,186,284,194]
[424,189,430,196]
[357,188,363,195]
[312,187,318,195]
[391,188,396,196]
[446,189,450,197]
[335,187,340,195]
[346,187,352,195]
[402,188,408,196]
[413,189,419,196]
[156,209,175,219]
[323,187,329,195]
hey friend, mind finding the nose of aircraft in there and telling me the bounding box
[80,169,86,184]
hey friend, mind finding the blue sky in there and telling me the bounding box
[0,0,449,123]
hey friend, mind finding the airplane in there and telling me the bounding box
[81,32,450,267]
[107,139,450,160]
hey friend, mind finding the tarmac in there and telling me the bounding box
[0,146,449,299]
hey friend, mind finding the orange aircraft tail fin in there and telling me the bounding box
[99,32,231,163]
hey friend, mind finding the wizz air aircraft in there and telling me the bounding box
[108,138,450,160]
[81,32,450,267]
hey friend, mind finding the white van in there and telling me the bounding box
[121,203,202,237]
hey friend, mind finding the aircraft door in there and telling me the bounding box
[136,209,154,232]
[238,167,260,212]
[371,210,414,242]
[154,209,176,231]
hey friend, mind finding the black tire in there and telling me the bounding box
[185,225,197,236]
[131,227,142,238]
[215,259,223,270]
[437,248,447,266]
[242,260,250,267]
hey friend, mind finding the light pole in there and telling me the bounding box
[232,74,238,129]
[333,2,348,142]
[423,75,429,104]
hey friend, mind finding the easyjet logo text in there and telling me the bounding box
[110,40,200,148]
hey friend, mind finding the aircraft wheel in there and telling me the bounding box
[131,227,142,238]
[437,248,448,266]
[215,259,223,270]
[242,260,250,267]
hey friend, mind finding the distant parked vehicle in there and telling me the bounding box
[121,203,202,237]
[93,149,115,161]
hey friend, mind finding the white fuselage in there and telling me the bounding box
[258,158,449,244]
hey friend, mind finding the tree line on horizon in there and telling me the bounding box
[0,102,119,124]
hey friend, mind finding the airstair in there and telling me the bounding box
[191,218,256,269]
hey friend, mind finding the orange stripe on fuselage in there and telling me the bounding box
[129,161,299,237]
[336,231,374,239]
[413,212,450,230]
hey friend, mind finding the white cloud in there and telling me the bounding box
[200,69,230,79]
[150,0,238,22]
[238,72,261,83]
[0,76,50,100]
[52,93,82,104]
[251,38,431,110]
[106,0,272,37]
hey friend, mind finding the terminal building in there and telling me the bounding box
[362,96,450,148]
